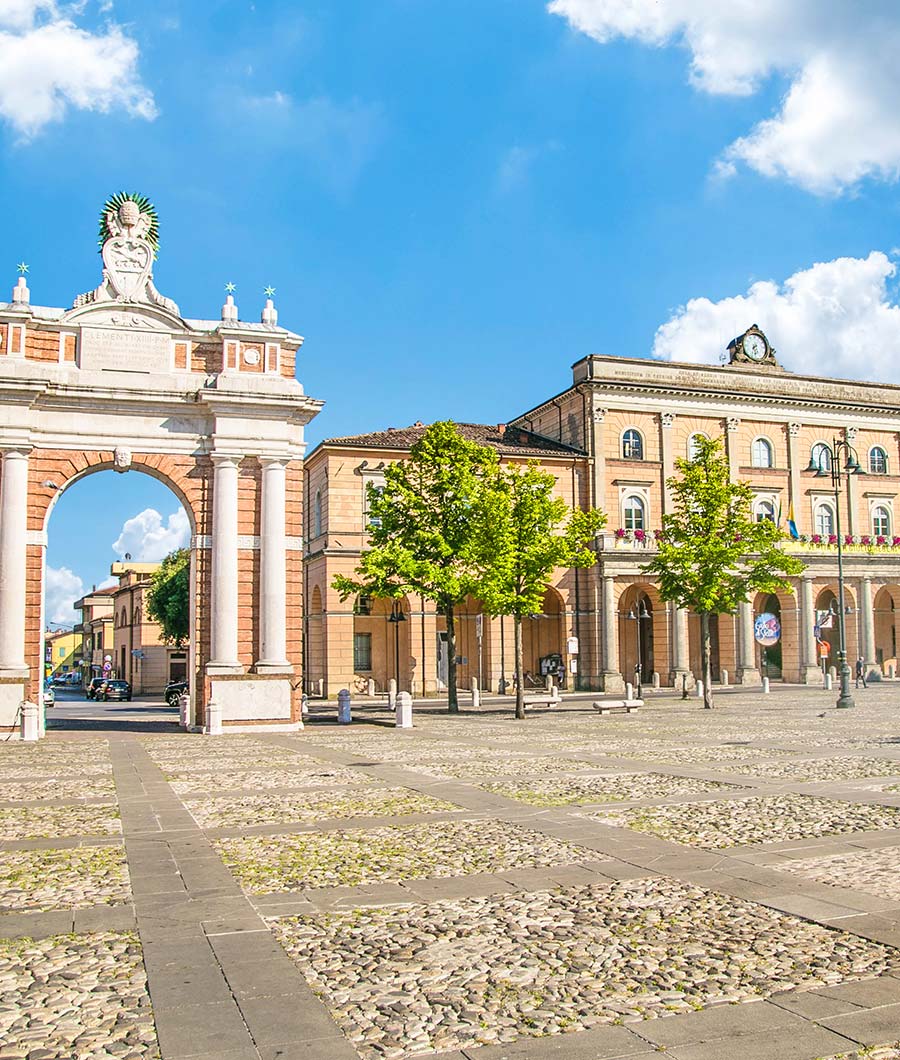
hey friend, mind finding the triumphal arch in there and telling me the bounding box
[0,193,322,736]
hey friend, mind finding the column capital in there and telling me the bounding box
[788,422,802,438]
[0,445,31,459]
[258,454,291,469]
[210,452,243,468]
[592,407,608,424]
[726,416,741,432]
[660,412,674,429]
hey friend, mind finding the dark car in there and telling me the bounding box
[164,680,188,707]
[86,677,108,700]
[98,680,132,702]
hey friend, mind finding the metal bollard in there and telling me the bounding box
[695,680,704,699]
[825,673,833,691]
[762,677,770,694]
[720,669,729,688]
[205,699,222,736]
[396,690,413,728]
[21,700,39,742]
[681,674,688,700]
[471,677,480,708]
[338,689,352,724]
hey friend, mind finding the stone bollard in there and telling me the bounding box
[545,674,553,691]
[550,683,559,700]
[178,691,190,728]
[316,678,324,697]
[829,665,837,681]
[471,677,480,709]
[625,682,634,701]
[21,700,39,742]
[388,678,397,710]
[205,699,222,736]
[825,673,833,691]
[396,690,413,728]
[338,689,352,724]
[890,664,896,679]
[301,694,309,717]
[652,671,660,689]
[695,680,704,699]
[367,678,376,697]
[762,677,770,694]
[721,670,729,688]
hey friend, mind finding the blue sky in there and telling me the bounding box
[7,1,900,623]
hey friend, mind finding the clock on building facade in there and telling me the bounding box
[726,325,777,367]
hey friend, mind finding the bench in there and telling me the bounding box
[523,694,561,709]
[593,699,643,715]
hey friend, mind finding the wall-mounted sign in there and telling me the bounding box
[754,613,781,647]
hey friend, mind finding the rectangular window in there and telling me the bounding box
[59,647,66,658]
[353,633,372,671]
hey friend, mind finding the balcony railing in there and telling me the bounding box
[598,529,900,556]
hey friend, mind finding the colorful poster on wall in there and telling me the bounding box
[754,612,781,646]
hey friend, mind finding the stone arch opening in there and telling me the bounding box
[618,584,658,683]
[874,586,900,675]
[522,587,565,687]
[814,586,859,674]
[306,586,326,696]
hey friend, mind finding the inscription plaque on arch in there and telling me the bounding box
[79,326,171,373]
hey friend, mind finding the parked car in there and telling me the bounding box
[164,680,188,707]
[86,677,108,700]
[98,680,132,702]
[43,685,55,706]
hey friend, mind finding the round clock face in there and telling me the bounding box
[743,333,767,361]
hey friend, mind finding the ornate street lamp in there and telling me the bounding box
[625,599,651,698]
[804,438,866,709]
[387,601,406,691]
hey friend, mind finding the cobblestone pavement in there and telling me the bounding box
[5,687,900,1059]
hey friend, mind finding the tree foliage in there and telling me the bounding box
[643,435,804,708]
[332,422,499,712]
[475,461,606,719]
[145,548,190,647]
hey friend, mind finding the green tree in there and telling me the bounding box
[146,548,190,647]
[475,462,606,720]
[643,436,804,709]
[332,421,499,713]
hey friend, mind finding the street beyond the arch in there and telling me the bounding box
[4,688,900,1060]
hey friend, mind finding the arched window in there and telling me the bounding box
[623,495,645,531]
[687,433,707,460]
[622,429,644,460]
[870,446,888,475]
[353,594,372,616]
[811,442,832,472]
[815,503,835,537]
[755,499,776,523]
[752,438,774,468]
[313,490,322,538]
[873,506,891,537]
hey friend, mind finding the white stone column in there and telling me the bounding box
[257,456,291,672]
[601,574,624,692]
[860,576,877,672]
[737,600,761,685]
[208,454,243,673]
[0,448,30,674]
[590,405,607,512]
[660,413,675,514]
[799,575,822,684]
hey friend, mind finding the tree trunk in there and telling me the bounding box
[700,611,713,709]
[514,614,525,720]
[446,604,458,714]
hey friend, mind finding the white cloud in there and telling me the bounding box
[0,0,156,137]
[44,564,84,625]
[548,1,900,194]
[96,575,118,590]
[652,251,900,383]
[112,507,190,562]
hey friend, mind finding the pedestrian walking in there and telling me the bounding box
[855,657,868,688]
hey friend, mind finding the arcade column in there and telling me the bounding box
[0,447,30,733]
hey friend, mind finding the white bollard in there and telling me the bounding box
[367,678,376,697]
[205,699,222,736]
[301,693,309,717]
[388,678,397,709]
[396,690,413,728]
[651,671,660,689]
[889,664,896,679]
[21,700,39,742]
[825,673,833,690]
[762,677,770,694]
[829,665,837,680]
[625,682,634,701]
[720,670,729,688]
[545,673,553,691]
[471,677,480,708]
[695,680,704,699]
[316,678,324,697]
[550,683,559,699]
[338,689,352,724]
[178,691,191,728]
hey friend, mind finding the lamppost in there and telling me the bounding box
[625,598,651,698]
[387,601,406,691]
[805,438,866,709]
